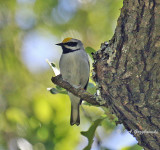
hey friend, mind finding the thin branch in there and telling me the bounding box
[51,75,107,107]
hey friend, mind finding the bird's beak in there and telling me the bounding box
[56,43,63,46]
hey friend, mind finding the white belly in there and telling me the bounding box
[59,50,89,88]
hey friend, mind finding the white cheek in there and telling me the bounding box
[65,45,78,50]
[65,45,71,49]
[74,45,78,49]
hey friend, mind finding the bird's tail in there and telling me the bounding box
[70,102,80,126]
[69,93,81,126]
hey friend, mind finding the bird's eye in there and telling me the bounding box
[65,42,77,47]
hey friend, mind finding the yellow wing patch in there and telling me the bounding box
[62,37,72,43]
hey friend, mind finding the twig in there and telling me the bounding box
[51,75,107,107]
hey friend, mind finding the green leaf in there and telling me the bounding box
[121,144,143,150]
[85,47,96,59]
[49,88,67,94]
[51,63,56,67]
[82,101,92,106]
[87,82,96,95]
[49,88,58,94]
[56,86,67,94]
[57,90,68,94]
[88,82,95,88]
[56,85,64,90]
[81,118,104,150]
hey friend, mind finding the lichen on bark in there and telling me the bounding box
[92,0,160,149]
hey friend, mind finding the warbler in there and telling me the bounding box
[56,38,90,126]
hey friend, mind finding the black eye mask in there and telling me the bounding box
[65,42,77,47]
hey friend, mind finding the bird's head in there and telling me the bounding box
[56,38,84,53]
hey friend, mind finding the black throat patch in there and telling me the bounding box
[62,46,80,54]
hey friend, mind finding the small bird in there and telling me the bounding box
[56,38,90,126]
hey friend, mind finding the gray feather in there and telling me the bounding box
[59,41,90,126]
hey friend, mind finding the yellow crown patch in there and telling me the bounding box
[62,37,72,43]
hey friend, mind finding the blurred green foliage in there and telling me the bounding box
[0,0,143,150]
[121,144,143,150]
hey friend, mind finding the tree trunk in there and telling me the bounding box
[93,0,160,149]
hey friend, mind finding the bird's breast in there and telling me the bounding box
[59,50,89,86]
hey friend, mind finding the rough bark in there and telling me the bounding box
[93,0,160,149]
[52,0,160,149]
